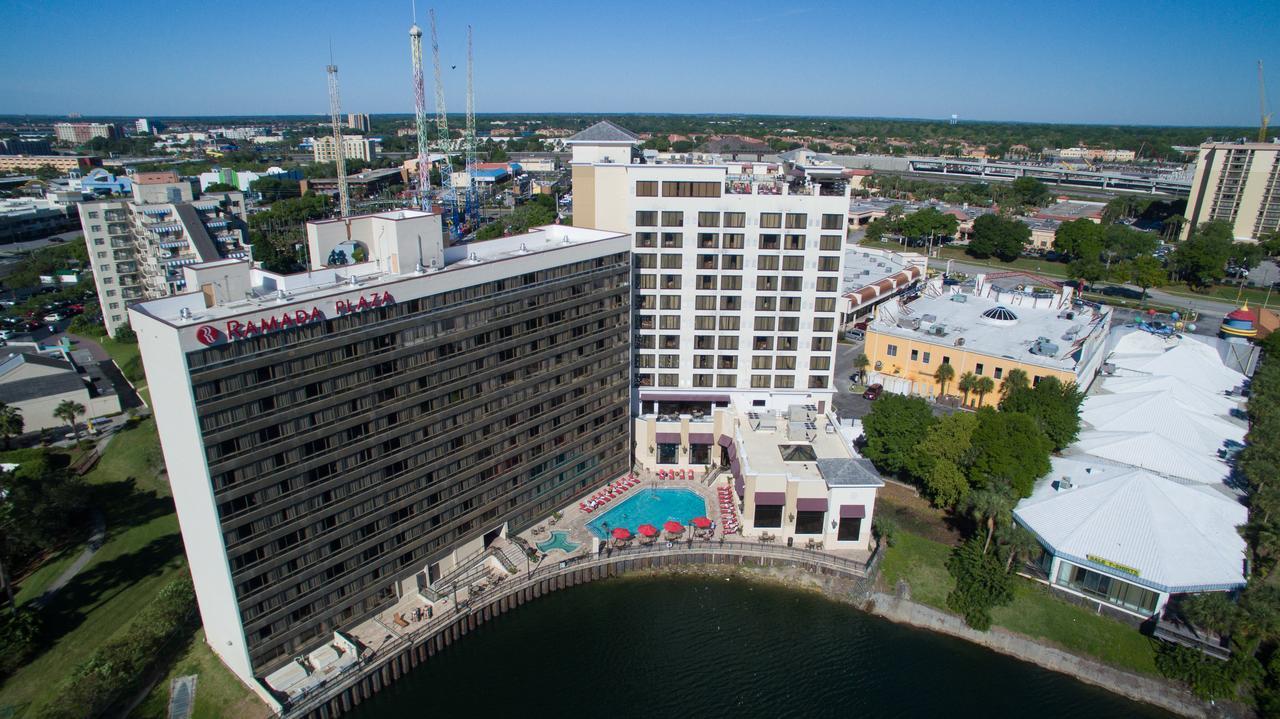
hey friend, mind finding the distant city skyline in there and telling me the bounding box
[1,0,1277,127]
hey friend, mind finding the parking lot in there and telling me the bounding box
[834,340,961,421]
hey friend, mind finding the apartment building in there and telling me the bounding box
[78,171,248,336]
[1183,140,1280,241]
[313,134,379,163]
[347,113,371,133]
[129,210,631,692]
[0,155,101,173]
[569,121,851,415]
[53,121,117,143]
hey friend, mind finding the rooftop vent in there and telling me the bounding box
[178,307,192,321]
[1056,477,1074,491]
[950,293,968,303]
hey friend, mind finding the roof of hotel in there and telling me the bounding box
[565,121,640,144]
[132,171,182,185]
[1014,458,1247,593]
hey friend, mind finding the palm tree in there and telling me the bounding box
[999,369,1029,401]
[932,363,955,399]
[964,485,1014,554]
[53,400,86,441]
[997,524,1042,573]
[974,376,996,406]
[0,403,22,449]
[957,371,977,406]
[852,352,870,383]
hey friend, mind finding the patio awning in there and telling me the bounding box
[655,432,681,444]
[640,393,730,403]
[797,497,828,512]
[717,435,734,447]
[840,504,866,519]
[755,492,786,506]
[688,433,714,445]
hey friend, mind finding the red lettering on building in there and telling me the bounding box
[194,292,391,345]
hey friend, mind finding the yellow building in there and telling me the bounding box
[862,273,1113,407]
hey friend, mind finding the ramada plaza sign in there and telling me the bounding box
[194,291,395,345]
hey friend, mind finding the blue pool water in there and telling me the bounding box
[586,488,708,539]
[536,530,579,554]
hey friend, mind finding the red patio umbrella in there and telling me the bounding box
[691,516,712,529]
[611,527,632,540]
[637,524,659,537]
[664,520,685,534]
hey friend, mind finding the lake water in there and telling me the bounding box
[348,575,1173,718]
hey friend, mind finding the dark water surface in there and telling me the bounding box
[348,576,1172,718]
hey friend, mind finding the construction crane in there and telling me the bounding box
[325,51,351,219]
[409,7,432,212]
[1260,60,1272,143]
[464,25,479,231]
[429,9,457,238]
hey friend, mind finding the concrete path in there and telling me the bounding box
[866,591,1219,719]
[32,508,105,609]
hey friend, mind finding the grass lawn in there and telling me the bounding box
[133,630,270,719]
[11,542,84,606]
[934,247,1071,278]
[1158,282,1272,307]
[879,529,1159,676]
[97,335,144,384]
[0,418,187,718]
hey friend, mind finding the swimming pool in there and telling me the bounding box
[536,530,580,554]
[586,488,708,539]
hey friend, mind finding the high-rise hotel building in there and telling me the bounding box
[1183,140,1280,242]
[568,121,852,413]
[130,210,631,689]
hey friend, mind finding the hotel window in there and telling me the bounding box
[942,356,951,365]
[816,277,837,292]
[813,318,833,332]
[756,297,777,311]
[819,235,842,251]
[818,257,840,272]
[719,316,740,331]
[719,355,738,369]
[722,255,743,270]
[821,213,844,230]
[783,235,806,250]
[808,375,829,389]
[636,232,657,248]
[781,277,802,292]
[910,349,919,361]
[661,274,681,289]
[660,295,681,310]
[718,336,739,350]
[785,213,808,229]
[716,375,737,388]
[659,316,681,330]
[693,374,713,387]
[812,337,832,352]
[758,256,780,271]
[722,233,745,249]
[698,211,720,227]
[778,337,797,351]
[751,375,771,388]
[795,510,824,535]
[658,354,680,368]
[780,297,801,312]
[810,356,830,371]
[636,211,657,226]
[755,317,776,331]
[662,181,721,198]
[697,254,718,270]
[661,211,684,227]
[757,276,778,291]
[636,181,659,197]
[660,335,680,349]
[722,276,742,290]
[814,298,835,312]
[886,344,898,357]
[778,317,799,332]
[693,355,715,369]
[657,443,678,463]
[837,516,862,542]
[775,375,795,388]
[696,275,717,290]
[695,296,716,310]
[636,275,656,289]
[695,336,715,350]
[782,257,804,271]
[776,356,796,370]
[922,352,931,364]
[760,212,782,229]
[661,232,683,248]
[721,296,741,311]
[975,363,984,375]
[754,503,783,528]
[694,316,716,330]
[759,234,780,250]
[723,212,745,228]
[634,254,656,269]
[660,254,683,269]
[754,336,774,351]
[1033,375,1042,387]
[752,356,773,370]
[659,373,679,387]
[636,336,655,349]
[635,354,655,368]
[994,367,1003,379]
[698,233,719,248]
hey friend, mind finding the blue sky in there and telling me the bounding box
[1,0,1277,126]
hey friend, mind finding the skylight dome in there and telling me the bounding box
[980,306,1019,325]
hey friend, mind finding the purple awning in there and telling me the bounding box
[688,433,714,445]
[729,457,741,477]
[796,497,828,512]
[755,491,786,506]
[840,504,866,519]
[734,475,745,496]
[640,393,730,403]
[654,432,681,444]
[717,435,734,447]
[725,444,736,459]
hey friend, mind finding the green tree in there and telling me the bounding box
[1052,218,1105,261]
[203,181,238,192]
[915,412,979,507]
[996,523,1041,572]
[54,399,86,440]
[999,368,1029,399]
[1008,176,1050,208]
[0,403,23,449]
[973,376,996,405]
[997,376,1084,451]
[1126,255,1167,300]
[852,352,870,380]
[1068,255,1109,288]
[933,362,955,398]
[946,537,1014,630]
[968,214,1031,262]
[1171,220,1234,288]
[966,408,1053,497]
[250,175,302,202]
[860,394,936,478]
[957,371,977,405]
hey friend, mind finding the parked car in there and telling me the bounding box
[0,329,12,340]
[42,313,64,323]
[845,329,865,342]
[862,383,883,400]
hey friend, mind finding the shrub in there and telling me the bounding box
[0,606,43,680]
[872,516,898,548]
[945,538,1013,631]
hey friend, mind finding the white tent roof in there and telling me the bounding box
[1072,430,1232,484]
[1108,340,1246,394]
[1015,459,1247,592]
[1080,391,1245,455]
[1097,374,1242,416]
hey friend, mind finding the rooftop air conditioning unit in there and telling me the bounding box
[955,337,965,346]
[897,317,920,330]
[950,294,968,303]
[1056,477,1074,491]
[921,314,937,323]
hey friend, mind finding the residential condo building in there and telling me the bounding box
[79,172,248,336]
[129,210,631,695]
[347,113,371,133]
[1183,140,1280,242]
[53,121,117,143]
[313,134,379,163]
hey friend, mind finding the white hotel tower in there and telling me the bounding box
[568,121,852,415]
